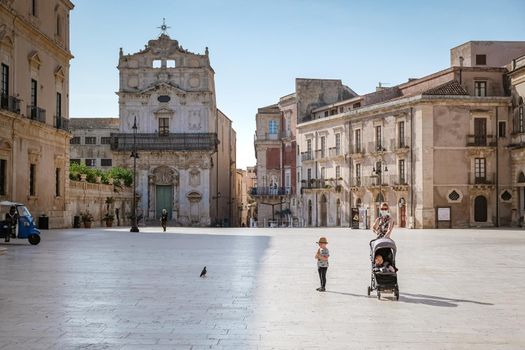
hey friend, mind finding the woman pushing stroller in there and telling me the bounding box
[372,202,394,240]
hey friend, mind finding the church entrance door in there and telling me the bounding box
[156,185,173,220]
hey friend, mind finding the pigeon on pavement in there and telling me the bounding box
[200,266,207,278]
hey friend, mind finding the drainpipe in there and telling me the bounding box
[495,107,499,227]
[410,107,414,228]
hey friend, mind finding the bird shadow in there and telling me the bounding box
[326,290,493,308]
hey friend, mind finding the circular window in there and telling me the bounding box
[157,95,171,103]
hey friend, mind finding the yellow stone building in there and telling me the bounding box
[0,0,74,228]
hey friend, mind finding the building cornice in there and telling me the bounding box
[297,95,511,129]
[12,13,73,62]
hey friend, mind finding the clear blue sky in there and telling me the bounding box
[70,0,525,168]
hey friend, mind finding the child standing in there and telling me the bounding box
[315,237,330,292]
[160,209,168,232]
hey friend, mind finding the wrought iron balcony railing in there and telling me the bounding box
[250,186,293,196]
[349,144,364,155]
[466,134,496,147]
[54,115,69,131]
[329,147,344,157]
[27,106,46,123]
[368,141,387,153]
[391,138,410,151]
[110,132,218,151]
[301,151,314,162]
[0,94,21,114]
[468,172,495,185]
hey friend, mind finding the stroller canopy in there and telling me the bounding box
[371,238,397,256]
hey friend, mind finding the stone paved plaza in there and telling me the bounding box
[0,226,524,349]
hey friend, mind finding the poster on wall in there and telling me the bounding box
[436,206,452,228]
[351,208,360,229]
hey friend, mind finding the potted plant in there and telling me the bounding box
[80,211,93,228]
[103,213,115,227]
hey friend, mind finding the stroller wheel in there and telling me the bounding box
[377,292,381,300]
[367,286,371,296]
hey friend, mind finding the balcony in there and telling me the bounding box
[254,132,283,142]
[466,134,496,147]
[0,94,21,114]
[301,151,314,162]
[368,141,387,155]
[468,172,495,186]
[328,147,345,159]
[27,106,46,123]
[301,179,329,190]
[54,115,69,131]
[250,186,293,196]
[391,138,410,154]
[349,144,365,159]
[315,149,328,160]
[110,132,218,152]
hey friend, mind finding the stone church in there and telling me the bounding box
[110,31,236,226]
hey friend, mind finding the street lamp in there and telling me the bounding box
[372,161,388,201]
[130,116,140,233]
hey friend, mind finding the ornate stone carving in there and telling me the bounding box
[154,166,175,185]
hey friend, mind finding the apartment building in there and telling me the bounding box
[253,79,356,226]
[296,41,525,228]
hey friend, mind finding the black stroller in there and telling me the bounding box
[368,237,399,300]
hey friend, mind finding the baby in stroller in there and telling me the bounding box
[373,254,396,273]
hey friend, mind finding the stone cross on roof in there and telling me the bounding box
[157,18,171,36]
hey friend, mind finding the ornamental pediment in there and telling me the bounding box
[141,81,186,95]
[28,51,42,69]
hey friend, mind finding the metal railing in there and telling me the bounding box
[27,106,46,123]
[254,132,283,141]
[110,133,218,151]
[349,144,364,155]
[368,141,387,153]
[468,172,495,185]
[466,134,496,147]
[0,94,20,114]
[349,174,407,187]
[391,138,410,151]
[54,115,69,131]
[329,147,344,157]
[301,151,314,162]
[250,186,293,196]
[315,149,327,159]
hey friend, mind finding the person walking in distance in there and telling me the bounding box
[160,208,168,232]
[315,236,330,292]
[4,206,18,242]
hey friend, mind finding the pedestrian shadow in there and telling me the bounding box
[326,291,493,308]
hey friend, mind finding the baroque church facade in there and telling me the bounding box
[110,32,236,226]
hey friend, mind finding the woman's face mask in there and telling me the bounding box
[380,209,389,216]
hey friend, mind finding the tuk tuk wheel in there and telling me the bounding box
[28,234,40,245]
[367,286,371,296]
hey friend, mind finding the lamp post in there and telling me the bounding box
[130,116,139,233]
[372,161,388,203]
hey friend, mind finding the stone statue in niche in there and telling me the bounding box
[189,169,200,187]
[188,110,201,130]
